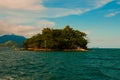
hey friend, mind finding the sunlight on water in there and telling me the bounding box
[0,48,120,80]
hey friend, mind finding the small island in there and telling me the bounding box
[23,25,88,51]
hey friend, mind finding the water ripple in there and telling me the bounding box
[0,48,120,80]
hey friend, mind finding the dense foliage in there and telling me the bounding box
[23,26,88,50]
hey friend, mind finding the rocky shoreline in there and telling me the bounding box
[26,48,88,52]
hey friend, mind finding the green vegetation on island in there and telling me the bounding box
[3,40,17,48]
[23,25,88,51]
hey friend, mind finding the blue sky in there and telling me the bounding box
[0,0,120,48]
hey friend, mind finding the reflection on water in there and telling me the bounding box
[0,48,120,80]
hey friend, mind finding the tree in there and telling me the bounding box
[23,25,88,50]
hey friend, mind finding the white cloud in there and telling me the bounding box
[0,20,55,37]
[116,1,120,5]
[105,11,120,17]
[106,13,115,17]
[0,0,44,10]
[0,0,113,19]
[94,0,113,8]
[41,8,89,18]
[38,20,55,28]
[0,7,88,25]
[0,0,113,37]
[41,0,112,18]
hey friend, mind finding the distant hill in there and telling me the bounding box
[0,34,26,47]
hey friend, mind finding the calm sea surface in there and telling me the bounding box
[0,48,120,80]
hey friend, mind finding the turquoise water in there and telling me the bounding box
[0,48,120,80]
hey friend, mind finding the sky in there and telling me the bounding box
[0,0,120,48]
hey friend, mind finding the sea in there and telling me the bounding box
[0,48,120,80]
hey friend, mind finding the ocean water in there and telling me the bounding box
[0,48,120,80]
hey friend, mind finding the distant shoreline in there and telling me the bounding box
[0,47,88,52]
[25,48,88,52]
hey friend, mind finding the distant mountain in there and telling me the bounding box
[0,34,26,47]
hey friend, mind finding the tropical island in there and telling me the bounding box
[23,25,88,51]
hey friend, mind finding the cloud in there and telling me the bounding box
[94,0,113,8]
[0,20,55,37]
[116,1,120,5]
[0,0,44,10]
[43,0,112,9]
[0,0,113,19]
[0,20,39,37]
[105,11,120,17]
[41,0,113,18]
[0,0,113,37]
[0,0,112,19]
[0,7,89,26]
[38,20,55,27]
[41,8,89,18]
[105,0,120,17]
[105,13,115,17]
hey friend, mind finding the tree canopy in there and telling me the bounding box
[23,25,88,50]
